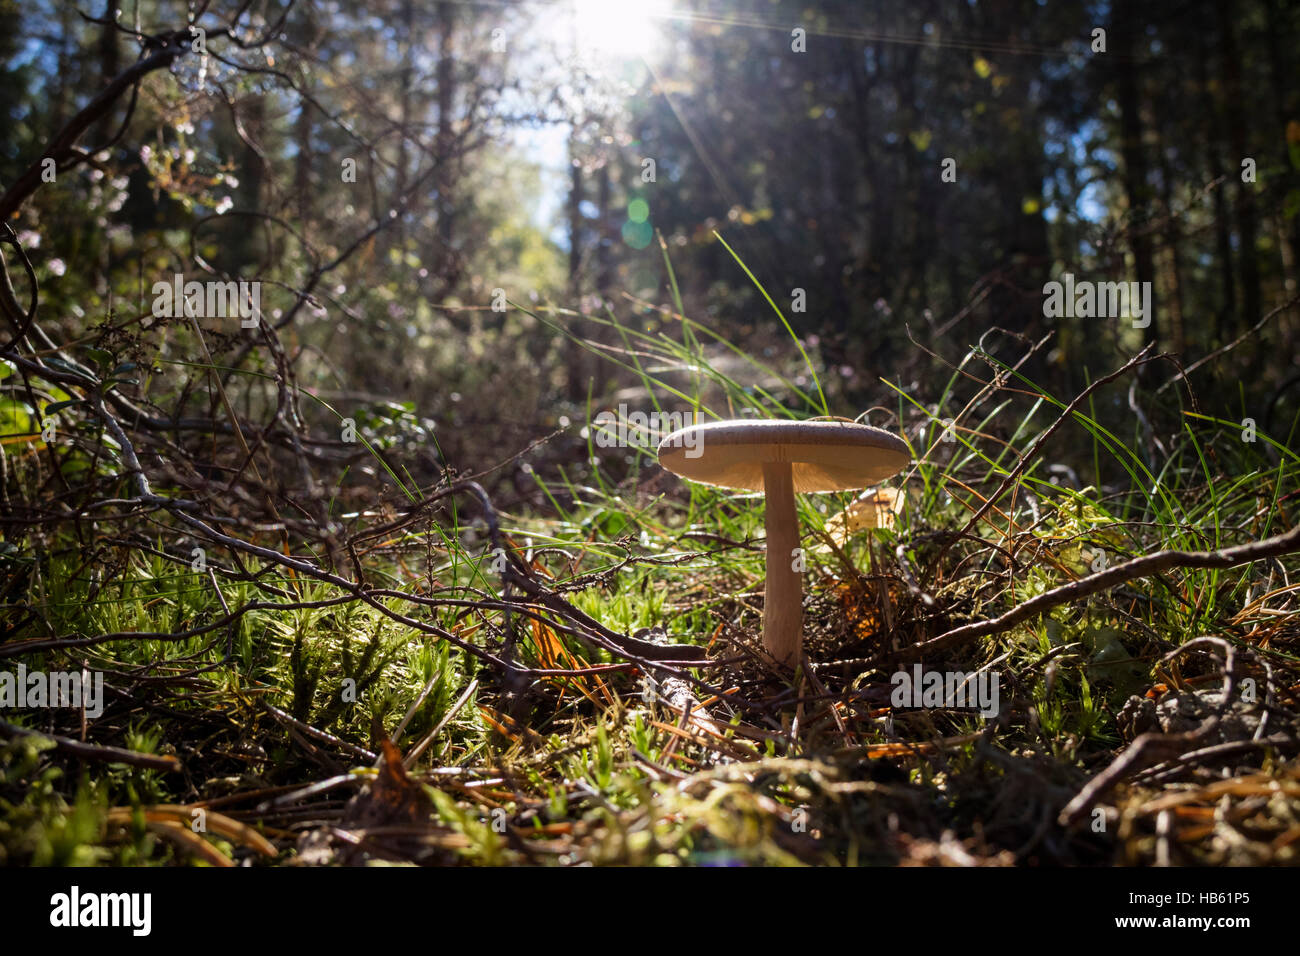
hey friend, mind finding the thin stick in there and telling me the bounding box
[927,344,1156,581]
[403,679,479,768]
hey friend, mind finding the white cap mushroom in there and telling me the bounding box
[658,419,910,667]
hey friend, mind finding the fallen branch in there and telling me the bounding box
[0,32,204,222]
[0,719,181,772]
[893,523,1300,663]
[1058,729,1198,827]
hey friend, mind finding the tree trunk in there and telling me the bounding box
[93,0,119,143]
[1218,0,1261,330]
[1194,22,1236,343]
[435,0,459,296]
[565,134,587,402]
[1113,0,1158,345]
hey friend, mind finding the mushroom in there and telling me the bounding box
[657,419,910,667]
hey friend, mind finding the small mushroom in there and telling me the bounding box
[657,419,909,667]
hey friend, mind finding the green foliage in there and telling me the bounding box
[0,737,108,866]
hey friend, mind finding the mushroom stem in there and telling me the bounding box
[762,461,802,666]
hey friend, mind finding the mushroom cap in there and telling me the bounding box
[657,419,910,493]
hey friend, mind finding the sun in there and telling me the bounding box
[569,0,671,64]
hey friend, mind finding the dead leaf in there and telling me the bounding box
[818,487,905,551]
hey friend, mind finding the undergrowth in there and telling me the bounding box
[3,247,1299,867]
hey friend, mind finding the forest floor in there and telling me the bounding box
[4,296,1300,867]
